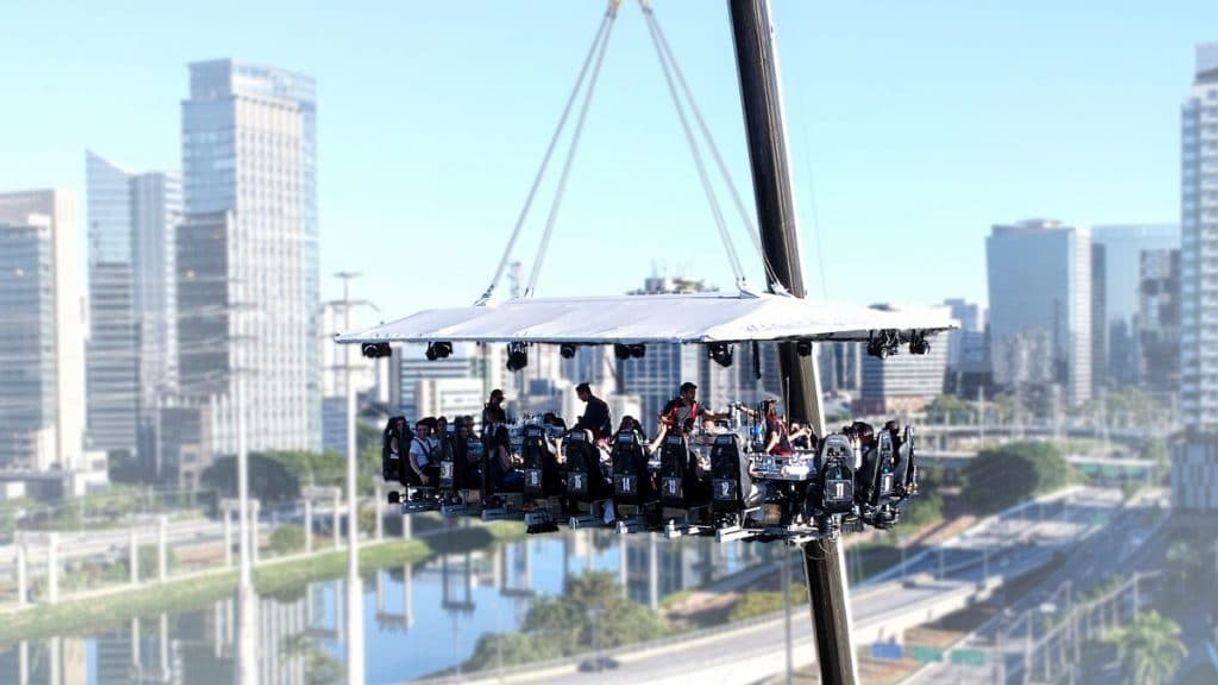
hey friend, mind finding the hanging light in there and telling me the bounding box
[560,344,577,359]
[708,342,734,368]
[506,342,529,372]
[361,342,391,359]
[425,341,453,361]
[796,339,813,357]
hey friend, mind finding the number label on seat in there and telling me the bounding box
[615,475,635,494]
[663,477,681,497]
[570,473,586,493]
[526,469,541,488]
[713,479,737,501]
[440,462,453,480]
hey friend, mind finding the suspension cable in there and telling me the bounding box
[476,4,618,305]
[641,3,745,286]
[642,2,783,292]
[523,4,620,298]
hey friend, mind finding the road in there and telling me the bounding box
[439,487,1133,685]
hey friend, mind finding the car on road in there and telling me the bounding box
[578,656,620,673]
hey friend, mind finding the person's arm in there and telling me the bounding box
[764,432,780,454]
[497,444,513,471]
[647,423,669,453]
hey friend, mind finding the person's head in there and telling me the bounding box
[456,417,472,436]
[489,389,504,406]
[575,382,592,401]
[679,382,697,403]
[414,420,430,437]
[618,416,636,432]
[437,416,448,433]
[762,398,778,418]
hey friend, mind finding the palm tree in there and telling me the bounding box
[1112,610,1187,685]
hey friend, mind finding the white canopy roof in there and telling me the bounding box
[336,290,955,346]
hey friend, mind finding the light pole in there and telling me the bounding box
[336,271,366,685]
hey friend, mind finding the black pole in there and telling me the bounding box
[727,2,858,683]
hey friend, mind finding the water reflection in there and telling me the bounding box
[0,527,773,684]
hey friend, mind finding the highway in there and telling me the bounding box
[431,487,1134,685]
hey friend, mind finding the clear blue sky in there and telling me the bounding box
[1,0,1212,324]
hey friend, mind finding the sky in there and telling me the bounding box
[1,0,1215,328]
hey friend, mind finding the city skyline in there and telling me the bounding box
[1,2,1211,313]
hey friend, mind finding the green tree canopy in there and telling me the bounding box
[960,442,1071,515]
[1112,610,1187,685]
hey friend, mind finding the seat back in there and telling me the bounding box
[521,424,559,497]
[710,433,753,513]
[899,425,917,493]
[564,429,610,502]
[660,433,707,507]
[611,430,652,505]
[818,434,855,515]
[382,417,410,485]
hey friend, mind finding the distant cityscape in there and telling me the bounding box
[0,46,1215,515]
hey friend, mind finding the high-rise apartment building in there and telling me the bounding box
[986,219,1092,405]
[179,59,320,455]
[1091,224,1179,389]
[0,190,85,471]
[1174,44,1218,511]
[85,152,182,468]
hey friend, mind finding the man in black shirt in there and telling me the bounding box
[573,382,612,440]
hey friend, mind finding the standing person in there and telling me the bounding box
[658,382,724,435]
[482,389,507,434]
[573,382,612,440]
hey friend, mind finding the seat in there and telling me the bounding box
[814,434,855,516]
[381,416,409,485]
[660,433,709,508]
[611,430,655,506]
[709,433,760,514]
[521,424,563,498]
[857,430,896,509]
[565,430,610,503]
[896,425,918,495]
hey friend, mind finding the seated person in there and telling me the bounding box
[487,423,524,493]
[408,419,440,486]
[789,422,816,451]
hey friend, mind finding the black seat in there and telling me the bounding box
[895,426,917,496]
[439,433,476,492]
[660,433,709,508]
[381,417,409,485]
[521,425,562,497]
[565,430,609,503]
[709,433,759,513]
[814,434,855,516]
[611,430,654,506]
[857,430,895,508]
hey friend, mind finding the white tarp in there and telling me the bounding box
[336,290,955,345]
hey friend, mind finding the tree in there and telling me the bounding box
[466,632,562,671]
[925,395,978,425]
[200,453,304,503]
[960,442,1070,515]
[1112,611,1187,685]
[270,525,306,555]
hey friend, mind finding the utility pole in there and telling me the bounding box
[334,271,366,685]
[234,302,258,685]
[728,1,855,682]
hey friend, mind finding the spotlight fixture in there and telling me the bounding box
[560,343,577,359]
[506,342,529,372]
[708,342,734,368]
[629,344,646,359]
[425,341,453,361]
[909,333,931,356]
[796,339,813,357]
[614,344,632,360]
[361,342,392,359]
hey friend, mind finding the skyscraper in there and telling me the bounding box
[942,298,990,398]
[986,219,1092,405]
[1173,44,1218,511]
[1181,44,1218,433]
[1091,224,1179,389]
[0,190,85,470]
[85,151,182,468]
[179,60,320,454]
[1139,248,1181,399]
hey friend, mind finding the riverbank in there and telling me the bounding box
[0,518,524,645]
